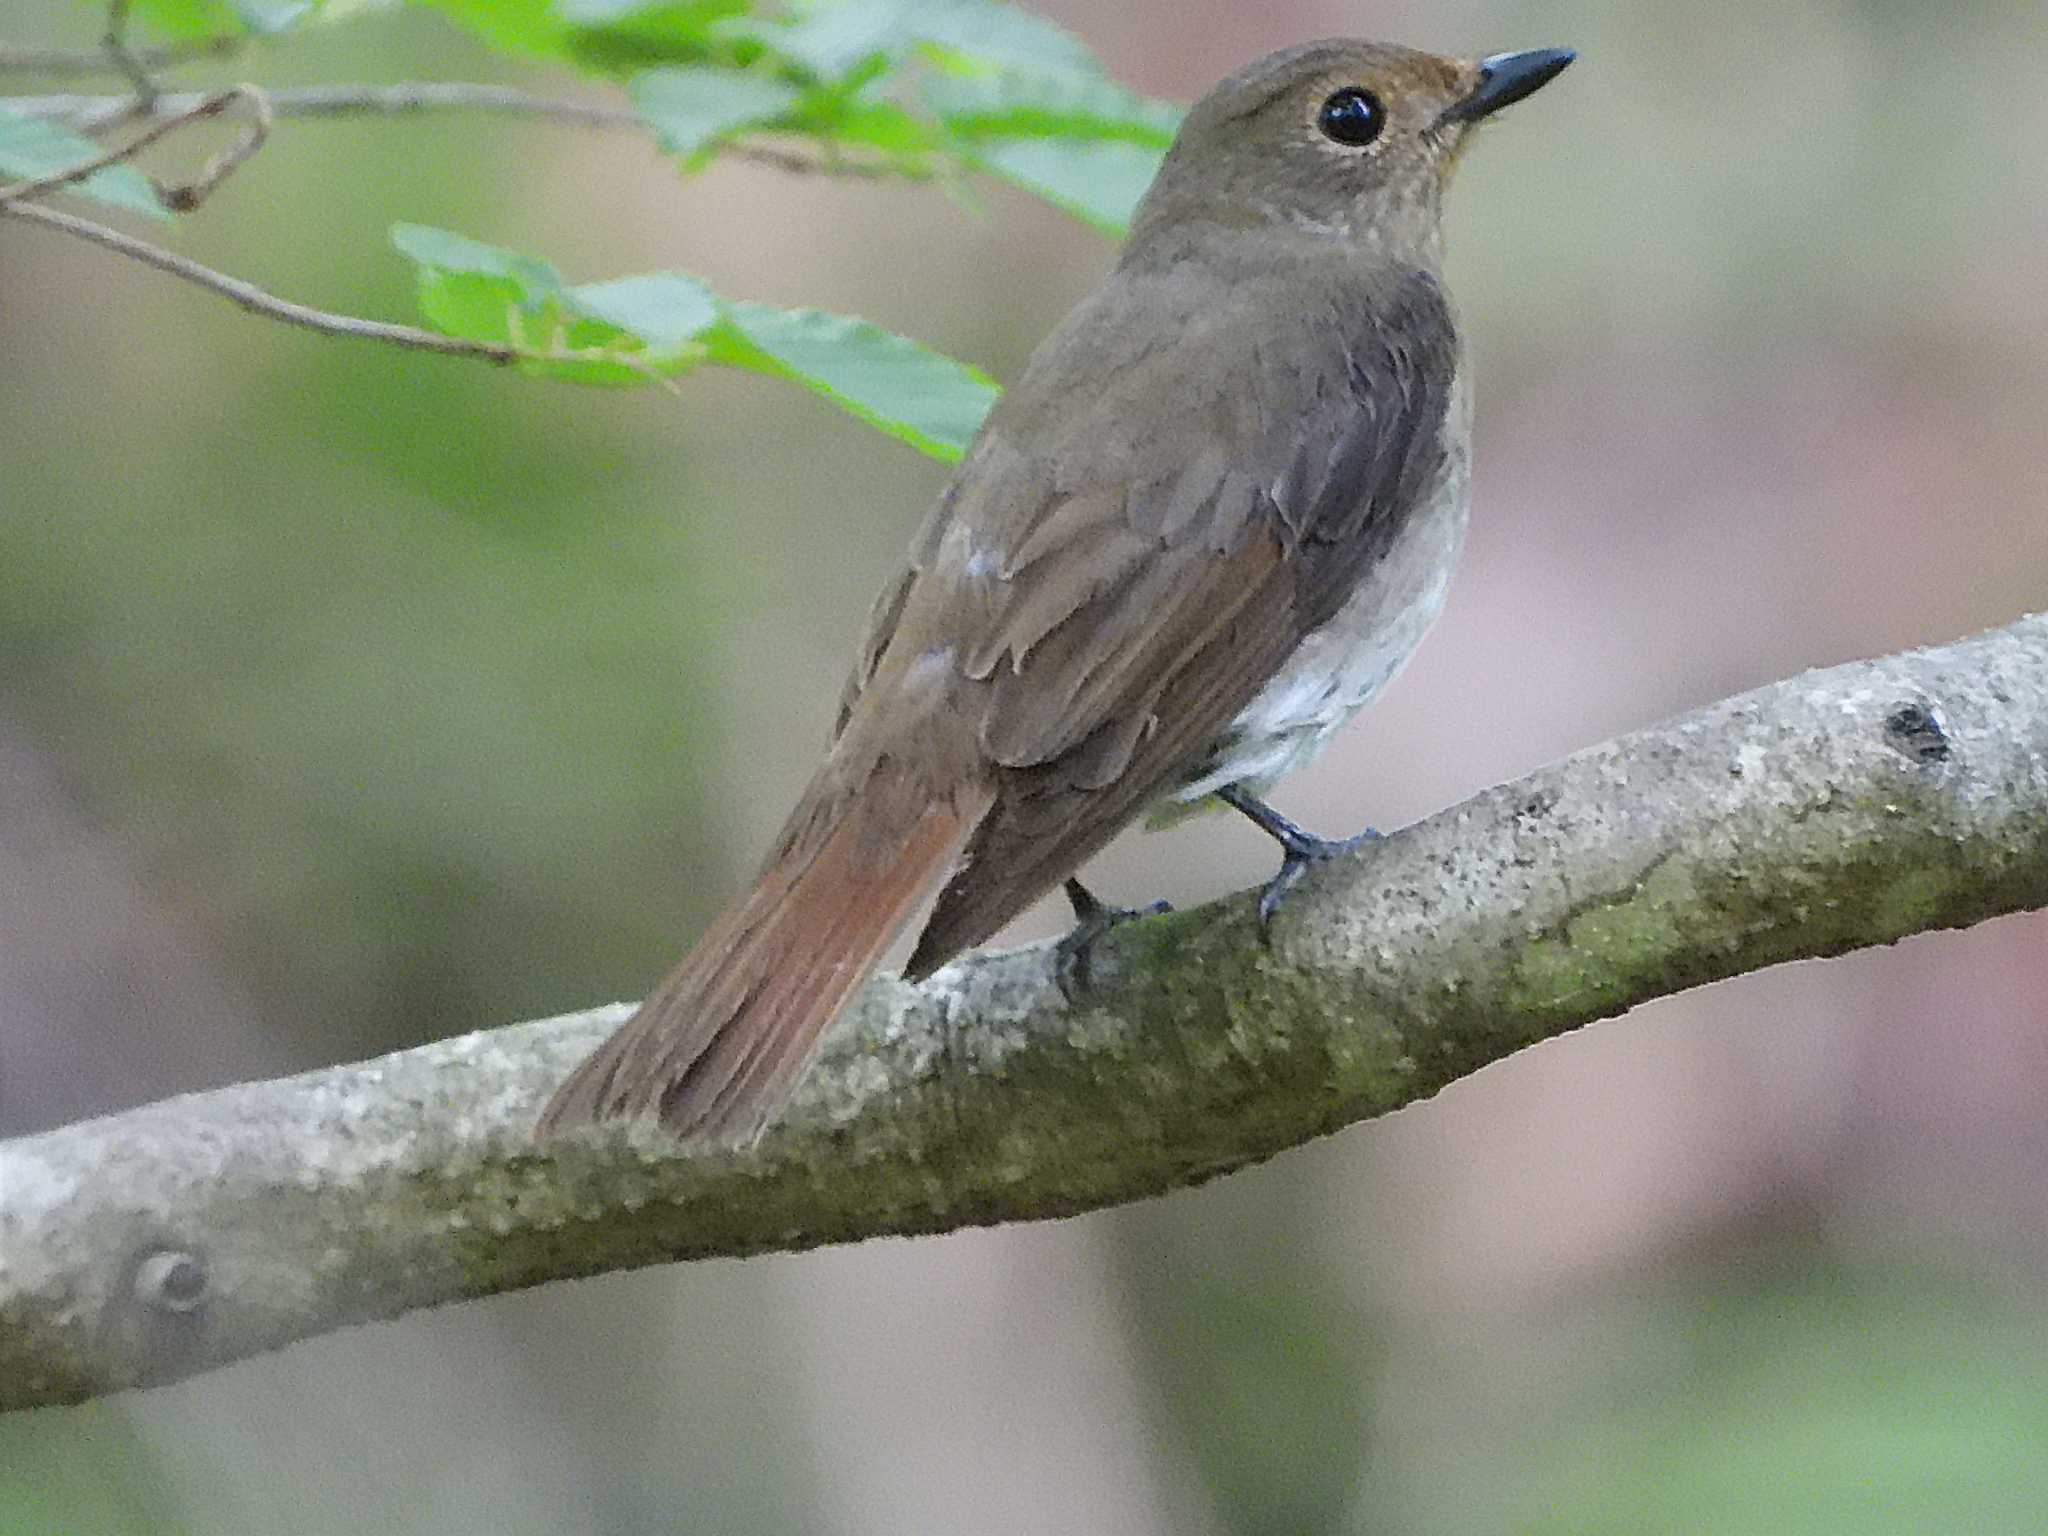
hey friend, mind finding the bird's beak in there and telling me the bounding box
[1441,48,1575,125]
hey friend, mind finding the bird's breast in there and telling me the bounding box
[1168,365,1473,805]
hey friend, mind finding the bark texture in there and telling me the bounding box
[3,614,2045,1412]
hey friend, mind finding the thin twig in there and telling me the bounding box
[158,83,270,211]
[0,196,518,363]
[0,35,242,77]
[0,83,269,211]
[100,0,158,114]
[1,82,909,177]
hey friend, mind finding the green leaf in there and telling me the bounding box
[631,67,806,157]
[233,1,314,32]
[708,302,998,459]
[403,0,569,56]
[789,88,944,168]
[392,225,996,455]
[924,68,1182,146]
[908,1,1098,76]
[0,108,168,220]
[128,0,242,39]
[390,224,635,381]
[392,226,674,386]
[130,0,367,31]
[413,0,747,68]
[717,4,909,79]
[966,137,1162,236]
[567,273,719,350]
[391,223,564,298]
[557,0,749,73]
[721,0,1101,83]
[559,0,698,19]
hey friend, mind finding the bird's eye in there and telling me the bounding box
[1317,86,1385,147]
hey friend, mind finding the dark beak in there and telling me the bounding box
[1442,47,1575,125]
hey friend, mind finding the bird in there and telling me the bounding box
[538,38,1575,1143]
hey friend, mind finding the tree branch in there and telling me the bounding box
[0,197,519,362]
[0,36,241,78]
[1,83,903,176]
[4,614,2046,1412]
[100,0,161,113]
[0,83,268,211]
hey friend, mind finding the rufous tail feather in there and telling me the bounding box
[536,770,990,1144]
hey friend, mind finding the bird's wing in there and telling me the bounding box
[899,264,1460,975]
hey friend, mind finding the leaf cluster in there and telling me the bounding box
[5,0,1184,457]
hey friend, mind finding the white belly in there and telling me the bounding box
[1166,372,1472,805]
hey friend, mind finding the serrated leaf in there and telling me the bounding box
[568,273,719,349]
[0,108,168,220]
[966,137,1162,236]
[631,67,806,157]
[925,68,1182,146]
[709,302,997,459]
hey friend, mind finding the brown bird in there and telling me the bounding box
[538,38,1574,1142]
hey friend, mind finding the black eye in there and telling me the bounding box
[1317,86,1385,147]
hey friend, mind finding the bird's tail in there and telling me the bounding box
[536,764,989,1144]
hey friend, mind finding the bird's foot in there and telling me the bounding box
[1054,877,1172,1000]
[1217,785,1380,933]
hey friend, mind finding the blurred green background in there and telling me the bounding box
[5,0,2048,1531]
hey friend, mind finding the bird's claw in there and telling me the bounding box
[1253,829,1380,936]
[1055,877,1172,1000]
[1217,784,1382,940]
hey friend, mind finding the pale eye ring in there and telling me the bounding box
[1317,86,1385,147]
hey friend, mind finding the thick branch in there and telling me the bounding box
[4,615,2046,1411]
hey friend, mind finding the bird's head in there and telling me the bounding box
[1125,39,1574,268]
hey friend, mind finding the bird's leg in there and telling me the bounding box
[1054,877,1172,1000]
[1217,784,1381,932]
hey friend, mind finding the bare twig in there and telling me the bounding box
[4,612,2045,1410]
[0,197,518,363]
[1,82,910,176]
[100,0,158,114]
[157,83,270,211]
[0,35,242,77]
[0,83,269,211]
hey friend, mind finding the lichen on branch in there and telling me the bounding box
[2,613,2045,1413]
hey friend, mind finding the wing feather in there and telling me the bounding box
[830,264,1460,978]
